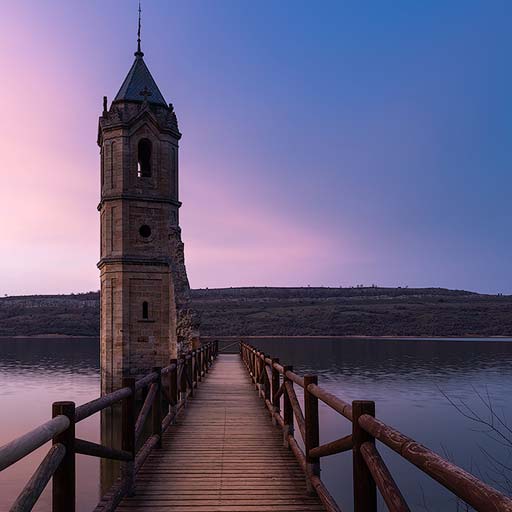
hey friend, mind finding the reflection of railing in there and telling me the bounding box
[240,341,512,512]
[0,341,219,512]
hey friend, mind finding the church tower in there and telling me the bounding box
[98,22,198,394]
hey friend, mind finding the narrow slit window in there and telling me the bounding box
[110,141,115,188]
[142,301,149,319]
[101,147,104,186]
[137,138,152,178]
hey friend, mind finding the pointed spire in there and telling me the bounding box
[114,55,167,106]
[113,0,167,106]
[135,1,144,57]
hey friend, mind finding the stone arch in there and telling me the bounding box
[137,138,152,178]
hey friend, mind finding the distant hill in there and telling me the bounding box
[0,287,511,337]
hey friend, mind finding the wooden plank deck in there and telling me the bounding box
[116,353,325,512]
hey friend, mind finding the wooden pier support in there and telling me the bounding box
[52,401,75,512]
[352,400,377,512]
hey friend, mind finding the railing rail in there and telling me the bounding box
[0,340,219,512]
[240,341,512,512]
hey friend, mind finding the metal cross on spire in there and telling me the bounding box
[139,86,153,101]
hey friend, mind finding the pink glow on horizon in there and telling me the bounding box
[181,179,361,288]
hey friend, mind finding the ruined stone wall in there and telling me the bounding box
[169,227,200,354]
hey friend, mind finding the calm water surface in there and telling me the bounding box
[1,337,512,511]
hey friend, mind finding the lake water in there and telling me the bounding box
[1,337,512,511]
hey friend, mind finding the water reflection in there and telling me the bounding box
[1,337,512,511]
[251,338,512,510]
[0,338,100,512]
[100,406,122,497]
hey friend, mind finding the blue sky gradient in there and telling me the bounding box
[0,1,510,294]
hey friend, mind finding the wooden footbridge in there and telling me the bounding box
[2,341,512,512]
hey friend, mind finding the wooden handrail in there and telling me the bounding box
[134,371,158,392]
[309,434,353,459]
[134,382,158,442]
[240,340,512,512]
[359,414,512,512]
[75,387,132,423]
[285,381,306,442]
[0,416,70,472]
[0,340,219,512]
[75,438,131,462]
[285,369,305,388]
[307,383,353,421]
[360,441,410,512]
[10,443,65,512]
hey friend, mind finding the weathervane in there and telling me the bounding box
[136,1,143,56]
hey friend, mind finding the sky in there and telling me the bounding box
[0,0,511,295]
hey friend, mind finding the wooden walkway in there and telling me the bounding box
[116,354,325,512]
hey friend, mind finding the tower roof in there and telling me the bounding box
[114,53,167,107]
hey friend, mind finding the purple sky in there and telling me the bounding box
[1,1,511,295]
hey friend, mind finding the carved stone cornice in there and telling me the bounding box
[97,101,181,146]
[97,195,182,211]
[97,256,171,270]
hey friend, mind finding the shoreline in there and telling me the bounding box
[0,334,97,339]
[205,335,512,342]
[2,334,511,342]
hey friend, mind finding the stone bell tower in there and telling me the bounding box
[98,31,198,394]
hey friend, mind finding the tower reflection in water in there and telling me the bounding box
[100,405,122,496]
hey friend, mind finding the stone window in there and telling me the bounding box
[139,225,151,238]
[142,301,149,319]
[110,141,116,188]
[137,138,152,178]
[101,146,104,186]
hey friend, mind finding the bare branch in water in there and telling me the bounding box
[440,385,512,497]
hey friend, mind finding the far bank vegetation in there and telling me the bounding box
[0,287,511,338]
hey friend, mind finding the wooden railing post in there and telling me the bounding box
[352,400,376,512]
[264,355,271,402]
[205,345,210,374]
[271,358,280,426]
[179,357,187,402]
[169,358,178,424]
[192,350,197,388]
[215,339,219,357]
[187,355,194,397]
[152,367,162,448]
[256,353,265,389]
[198,349,202,382]
[52,401,75,512]
[304,375,320,495]
[283,365,294,448]
[252,348,259,389]
[122,377,136,496]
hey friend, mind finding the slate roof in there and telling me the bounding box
[114,53,167,106]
